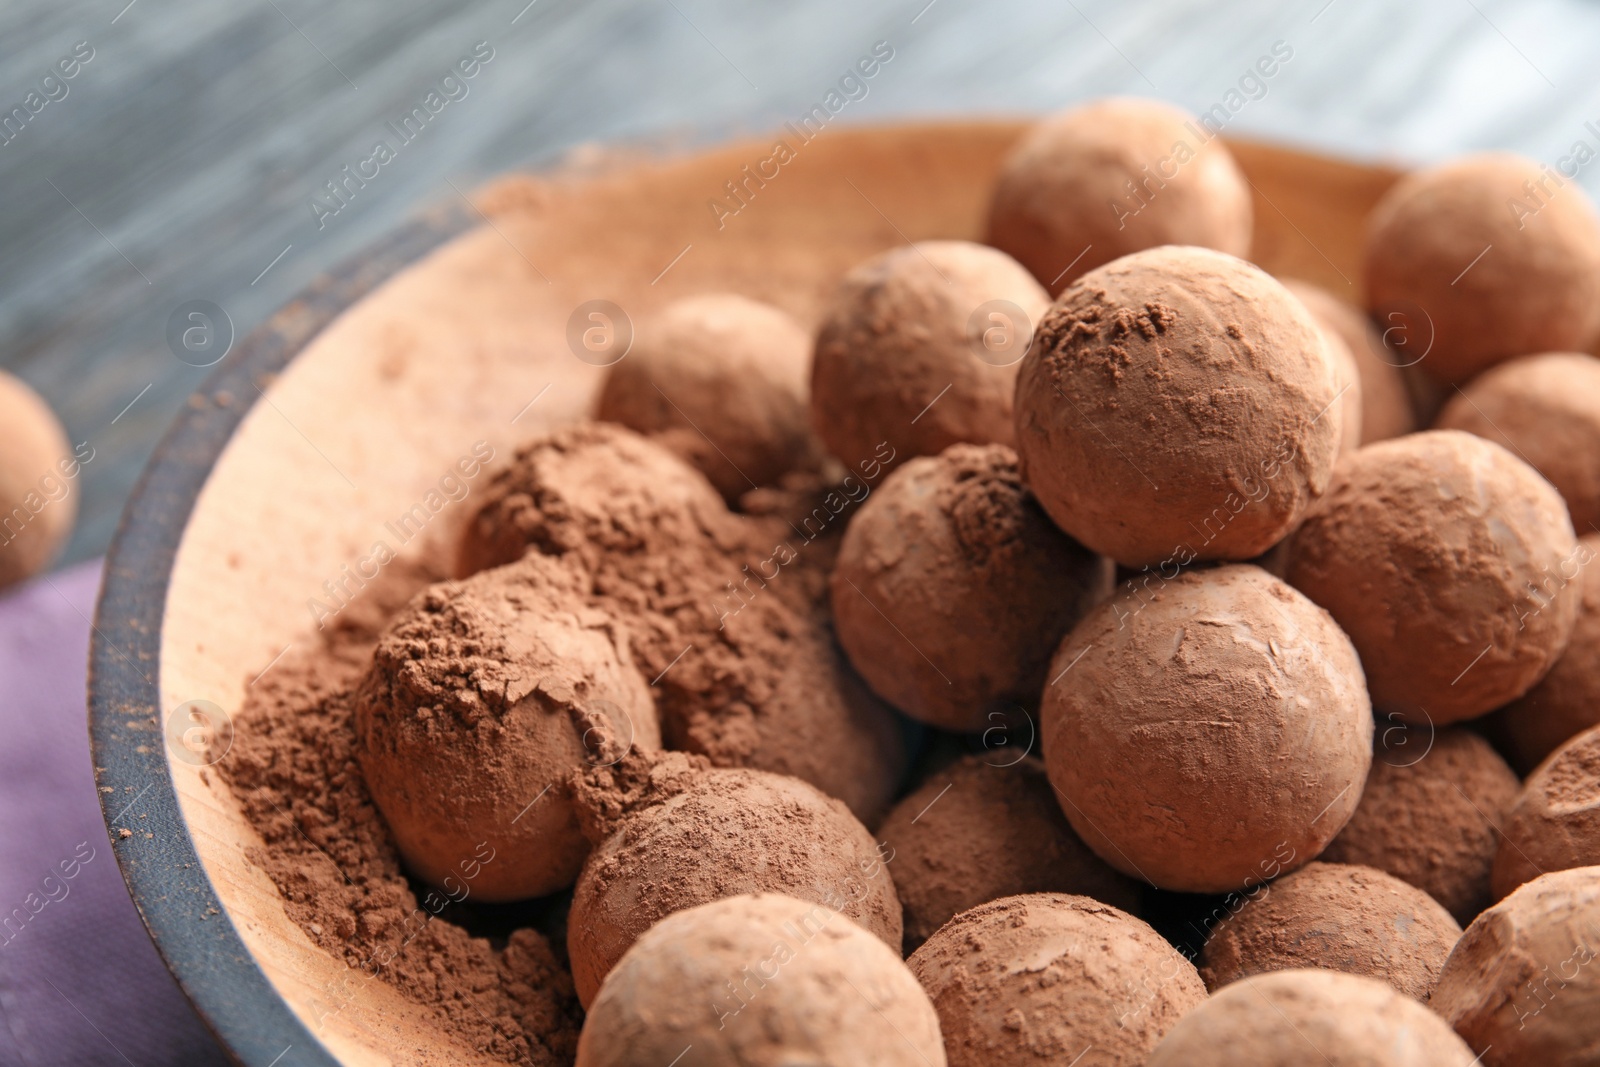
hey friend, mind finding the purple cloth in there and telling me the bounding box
[0,560,226,1066]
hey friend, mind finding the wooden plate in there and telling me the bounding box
[88,119,1402,1066]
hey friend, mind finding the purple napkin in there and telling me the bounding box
[0,560,226,1066]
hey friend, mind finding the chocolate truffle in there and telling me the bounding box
[809,240,1048,472]
[1014,246,1343,567]
[986,97,1253,294]
[1322,729,1520,924]
[878,755,1139,951]
[909,893,1204,1067]
[1491,533,1600,773]
[830,443,1112,731]
[595,293,818,502]
[1043,564,1371,893]
[354,555,660,901]
[1437,352,1600,532]
[1433,866,1600,1066]
[567,767,901,1007]
[1492,726,1600,899]
[0,371,74,591]
[1287,430,1581,723]
[577,892,945,1067]
[1200,861,1462,1000]
[1148,969,1480,1067]
[1282,277,1417,443]
[1365,153,1600,384]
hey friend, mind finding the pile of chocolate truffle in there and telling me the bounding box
[353,96,1600,1066]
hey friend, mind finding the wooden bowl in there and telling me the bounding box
[88,119,1401,1065]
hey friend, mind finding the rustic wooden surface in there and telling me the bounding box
[3,0,1600,565]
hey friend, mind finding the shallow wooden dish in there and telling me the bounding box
[88,119,1402,1066]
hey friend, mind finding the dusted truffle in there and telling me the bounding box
[1014,246,1343,567]
[577,892,945,1067]
[986,97,1252,294]
[1199,861,1462,1000]
[0,371,75,590]
[809,240,1048,472]
[830,443,1112,731]
[1287,430,1580,723]
[595,293,818,502]
[1492,726,1600,899]
[1491,533,1600,773]
[1043,564,1371,893]
[1433,866,1600,1066]
[1148,969,1479,1067]
[354,555,660,901]
[908,893,1204,1067]
[1283,277,1416,443]
[567,767,900,1007]
[878,755,1139,951]
[1365,153,1600,385]
[1322,729,1520,924]
[1437,352,1600,532]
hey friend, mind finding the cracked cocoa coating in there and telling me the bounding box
[354,552,660,901]
[577,893,945,1067]
[1492,726,1600,899]
[908,893,1205,1067]
[1433,866,1600,1066]
[566,766,901,1007]
[1438,353,1600,534]
[1150,969,1479,1067]
[596,293,820,502]
[1365,153,1600,385]
[830,443,1112,731]
[1491,533,1600,773]
[809,240,1049,473]
[985,97,1252,295]
[878,755,1139,952]
[1014,245,1343,567]
[1282,277,1415,444]
[1286,429,1580,724]
[1200,861,1462,1001]
[1322,729,1520,924]
[1042,564,1372,893]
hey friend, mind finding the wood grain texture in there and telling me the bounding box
[2,0,1598,565]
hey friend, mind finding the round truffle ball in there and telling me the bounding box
[830,443,1112,732]
[0,371,74,590]
[1492,726,1600,899]
[986,97,1253,294]
[355,555,660,900]
[908,893,1205,1067]
[1433,866,1600,1066]
[1043,564,1372,893]
[809,240,1049,472]
[1322,729,1521,924]
[568,767,901,1007]
[1286,430,1580,723]
[1491,533,1600,773]
[1437,353,1600,532]
[1014,246,1343,567]
[878,755,1139,951]
[1148,969,1480,1067]
[1200,861,1462,1000]
[1364,153,1600,385]
[1282,277,1417,443]
[576,892,945,1067]
[595,293,818,502]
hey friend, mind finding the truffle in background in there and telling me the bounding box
[986,97,1252,294]
[1364,153,1600,385]
[878,755,1138,951]
[595,293,819,503]
[0,370,77,591]
[1492,725,1600,899]
[830,443,1111,732]
[908,894,1204,1067]
[1281,277,1417,443]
